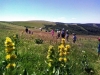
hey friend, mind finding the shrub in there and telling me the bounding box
[35,38,43,44]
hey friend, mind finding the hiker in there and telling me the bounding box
[57,29,61,39]
[28,30,31,34]
[65,30,69,42]
[25,27,28,33]
[61,28,66,38]
[73,33,77,43]
[97,38,100,57]
[51,29,54,37]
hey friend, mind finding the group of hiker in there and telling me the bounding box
[25,27,100,57]
[51,28,77,43]
[25,27,33,34]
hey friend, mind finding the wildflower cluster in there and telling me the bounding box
[46,45,55,67]
[5,37,17,70]
[58,38,71,66]
[46,38,71,75]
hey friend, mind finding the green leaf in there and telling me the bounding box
[53,67,55,73]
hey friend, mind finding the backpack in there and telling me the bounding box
[61,30,65,35]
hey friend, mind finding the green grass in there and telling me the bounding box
[0,22,100,75]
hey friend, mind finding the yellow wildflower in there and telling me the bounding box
[5,37,12,43]
[59,57,63,62]
[59,45,64,52]
[6,63,16,69]
[59,49,63,52]
[49,45,53,50]
[59,53,63,56]
[58,45,62,50]
[61,39,65,44]
[64,48,68,51]
[60,44,65,48]
[6,54,11,60]
[63,52,67,55]
[63,58,67,62]
[66,45,71,49]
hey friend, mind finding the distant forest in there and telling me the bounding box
[44,22,100,35]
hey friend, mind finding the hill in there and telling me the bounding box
[0,21,100,35]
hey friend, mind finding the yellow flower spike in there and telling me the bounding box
[59,57,63,62]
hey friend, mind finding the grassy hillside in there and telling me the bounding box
[1,20,56,28]
[0,21,100,75]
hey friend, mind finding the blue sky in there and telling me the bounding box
[0,0,100,23]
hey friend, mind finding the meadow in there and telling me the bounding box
[0,22,100,75]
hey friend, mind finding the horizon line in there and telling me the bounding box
[0,20,100,24]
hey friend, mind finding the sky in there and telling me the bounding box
[0,0,100,23]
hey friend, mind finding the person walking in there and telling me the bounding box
[65,30,69,42]
[57,29,61,39]
[25,27,28,33]
[61,28,66,38]
[73,33,77,43]
[51,29,54,37]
